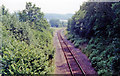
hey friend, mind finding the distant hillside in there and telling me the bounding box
[44,13,73,20]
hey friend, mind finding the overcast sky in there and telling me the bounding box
[0,0,88,14]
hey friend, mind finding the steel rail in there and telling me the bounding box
[57,32,73,76]
[57,31,86,76]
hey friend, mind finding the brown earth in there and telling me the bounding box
[53,29,97,75]
[53,29,70,74]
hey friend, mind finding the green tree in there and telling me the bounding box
[49,19,60,27]
[67,2,120,75]
[1,2,54,75]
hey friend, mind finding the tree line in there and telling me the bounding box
[0,2,54,74]
[67,2,120,75]
[49,19,67,27]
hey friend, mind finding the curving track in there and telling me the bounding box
[57,30,98,76]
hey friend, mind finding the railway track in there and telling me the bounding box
[57,31,86,76]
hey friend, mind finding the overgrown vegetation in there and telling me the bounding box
[67,2,120,75]
[49,19,67,27]
[0,2,54,74]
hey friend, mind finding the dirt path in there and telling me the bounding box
[53,29,97,75]
[53,29,70,74]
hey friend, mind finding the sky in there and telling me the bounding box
[0,0,88,14]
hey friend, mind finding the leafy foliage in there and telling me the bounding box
[49,19,67,27]
[67,2,120,75]
[49,19,60,27]
[1,2,54,74]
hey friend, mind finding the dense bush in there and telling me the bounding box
[49,19,67,27]
[1,2,54,74]
[67,2,120,75]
